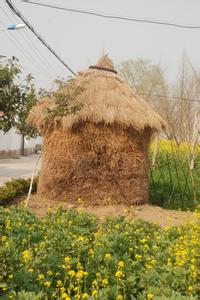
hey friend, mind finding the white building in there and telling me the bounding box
[0,128,42,159]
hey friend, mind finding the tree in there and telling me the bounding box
[118,58,168,115]
[15,74,38,155]
[0,56,21,132]
[0,55,38,154]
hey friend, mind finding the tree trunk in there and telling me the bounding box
[21,134,25,156]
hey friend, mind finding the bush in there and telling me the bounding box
[0,206,199,299]
[0,177,38,205]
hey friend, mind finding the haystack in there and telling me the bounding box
[28,55,165,205]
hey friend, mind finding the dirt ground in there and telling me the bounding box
[26,195,198,227]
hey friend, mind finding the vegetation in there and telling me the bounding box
[118,55,200,144]
[0,55,38,154]
[47,80,83,119]
[149,140,200,211]
[0,206,200,299]
[0,177,38,206]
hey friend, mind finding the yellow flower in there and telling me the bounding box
[135,254,142,261]
[82,293,89,299]
[56,280,62,287]
[61,292,71,300]
[76,270,84,280]
[37,274,44,280]
[44,281,51,287]
[60,287,66,293]
[8,275,13,279]
[96,272,101,278]
[116,295,123,300]
[2,236,7,242]
[88,248,94,256]
[188,286,193,293]
[115,270,123,279]
[28,268,34,273]
[118,261,124,269]
[22,250,31,263]
[64,256,71,264]
[147,293,153,300]
[92,290,98,297]
[92,279,98,287]
[102,278,109,286]
[105,253,112,260]
[47,270,53,276]
[68,270,75,278]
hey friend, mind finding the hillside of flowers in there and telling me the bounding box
[0,206,200,299]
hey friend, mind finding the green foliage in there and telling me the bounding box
[0,55,38,138]
[8,290,46,300]
[47,80,83,119]
[149,149,200,211]
[0,56,21,132]
[15,74,38,139]
[0,177,38,205]
[0,207,199,299]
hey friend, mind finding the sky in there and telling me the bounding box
[1,0,200,90]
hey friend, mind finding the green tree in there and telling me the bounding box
[0,56,21,132]
[0,55,38,154]
[16,74,38,155]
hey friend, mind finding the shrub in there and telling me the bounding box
[0,177,38,205]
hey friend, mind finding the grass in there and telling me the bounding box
[149,141,200,211]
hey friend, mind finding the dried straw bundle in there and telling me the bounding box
[28,55,165,205]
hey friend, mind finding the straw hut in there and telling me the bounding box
[28,55,165,205]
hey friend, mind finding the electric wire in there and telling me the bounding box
[1,5,54,77]
[7,11,58,77]
[7,6,58,76]
[22,0,200,30]
[5,0,76,75]
[138,93,200,103]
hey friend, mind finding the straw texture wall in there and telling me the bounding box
[38,123,150,205]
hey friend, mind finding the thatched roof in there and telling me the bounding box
[28,55,166,134]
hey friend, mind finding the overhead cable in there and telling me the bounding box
[1,4,56,77]
[5,0,76,75]
[138,93,200,103]
[22,1,200,30]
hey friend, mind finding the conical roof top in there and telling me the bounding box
[28,55,166,134]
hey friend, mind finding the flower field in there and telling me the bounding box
[149,140,200,210]
[0,206,200,299]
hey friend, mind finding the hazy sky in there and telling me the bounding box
[1,0,200,89]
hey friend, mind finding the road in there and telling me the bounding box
[0,154,41,186]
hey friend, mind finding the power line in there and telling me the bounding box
[22,0,200,30]
[7,6,58,76]
[1,6,53,76]
[138,93,200,103]
[5,0,76,75]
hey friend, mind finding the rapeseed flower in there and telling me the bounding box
[115,270,123,279]
[147,293,154,300]
[44,281,51,287]
[105,253,112,260]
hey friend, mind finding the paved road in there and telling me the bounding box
[0,154,41,186]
